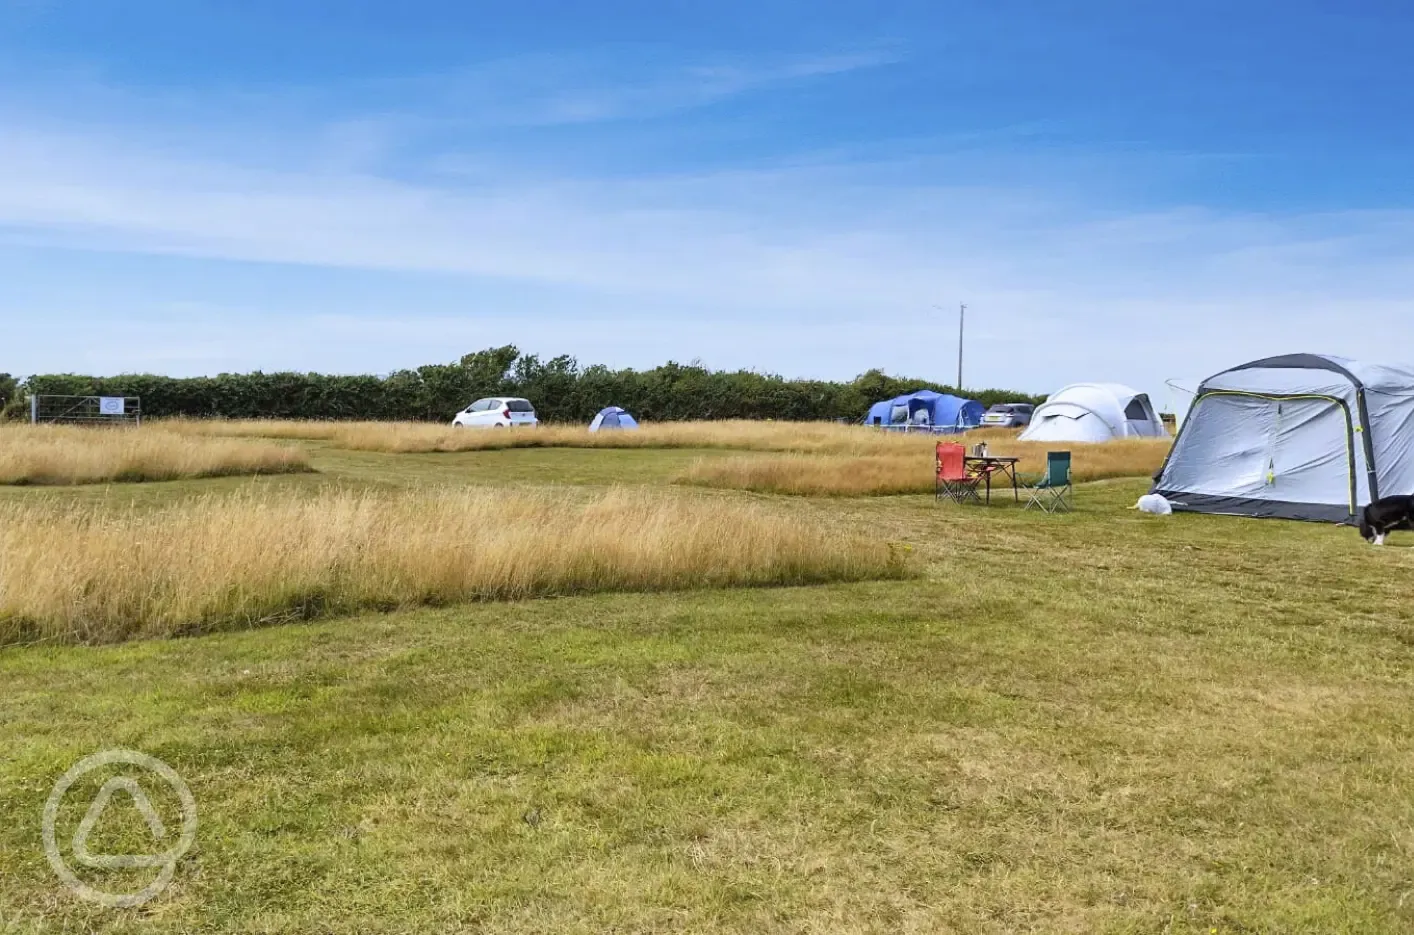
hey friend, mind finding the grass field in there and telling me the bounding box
[677,437,1171,496]
[164,417,934,453]
[2,428,1412,934]
[0,425,309,485]
[158,419,1172,496]
[161,417,1027,455]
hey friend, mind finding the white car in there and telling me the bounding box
[452,397,538,428]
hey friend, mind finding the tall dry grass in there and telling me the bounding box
[0,424,311,485]
[678,437,1172,496]
[163,418,959,455]
[160,418,348,441]
[679,455,932,497]
[0,488,906,645]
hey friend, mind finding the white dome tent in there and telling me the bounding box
[1019,383,1168,443]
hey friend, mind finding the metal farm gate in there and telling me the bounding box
[29,395,143,426]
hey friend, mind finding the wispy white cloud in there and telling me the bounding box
[4,121,1407,305]
[0,123,991,309]
[384,46,905,127]
[0,46,905,178]
[1,50,1412,391]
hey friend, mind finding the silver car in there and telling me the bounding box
[979,403,1034,429]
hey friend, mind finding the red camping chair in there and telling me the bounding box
[935,442,983,504]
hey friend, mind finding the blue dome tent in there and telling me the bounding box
[589,406,639,431]
[864,390,984,434]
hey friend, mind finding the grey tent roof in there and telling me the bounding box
[1212,353,1414,394]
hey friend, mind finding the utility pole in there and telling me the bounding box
[956,303,966,392]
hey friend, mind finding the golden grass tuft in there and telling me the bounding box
[677,437,1173,496]
[0,424,311,485]
[0,488,907,645]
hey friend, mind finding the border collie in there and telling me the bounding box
[1359,495,1414,545]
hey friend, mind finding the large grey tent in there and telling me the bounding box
[1152,354,1414,523]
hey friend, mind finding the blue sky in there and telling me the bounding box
[2,1,1411,400]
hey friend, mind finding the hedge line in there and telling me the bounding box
[5,348,1043,423]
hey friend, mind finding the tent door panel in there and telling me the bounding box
[1265,397,1353,506]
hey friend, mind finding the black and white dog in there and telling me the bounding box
[1359,495,1414,545]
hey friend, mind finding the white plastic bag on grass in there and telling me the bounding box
[1134,494,1173,515]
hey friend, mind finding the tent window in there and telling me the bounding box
[1124,398,1150,420]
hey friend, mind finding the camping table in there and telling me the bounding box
[965,456,1021,504]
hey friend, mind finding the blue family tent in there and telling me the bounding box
[865,390,984,433]
[589,406,639,431]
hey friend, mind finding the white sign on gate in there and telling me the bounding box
[98,397,126,416]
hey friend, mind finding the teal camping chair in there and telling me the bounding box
[1024,451,1072,513]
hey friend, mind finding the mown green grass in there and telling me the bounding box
[2,448,1412,933]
